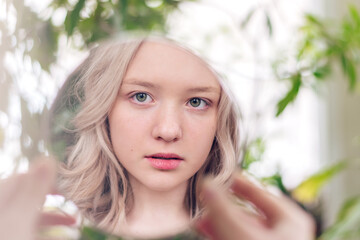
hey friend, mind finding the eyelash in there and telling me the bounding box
[130,92,154,104]
[129,92,210,109]
[187,98,210,110]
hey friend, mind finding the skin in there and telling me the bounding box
[196,173,316,240]
[0,160,315,240]
[108,41,221,238]
[0,158,76,240]
[0,41,315,240]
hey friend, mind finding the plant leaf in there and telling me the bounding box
[64,0,86,36]
[242,137,266,169]
[262,174,289,195]
[349,5,360,26]
[265,11,273,37]
[320,196,360,240]
[340,53,357,90]
[313,64,331,79]
[292,161,346,204]
[305,14,323,27]
[276,73,302,117]
[240,8,256,29]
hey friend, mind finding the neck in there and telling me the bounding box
[116,176,191,238]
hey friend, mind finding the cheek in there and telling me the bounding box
[185,114,217,162]
[108,106,149,156]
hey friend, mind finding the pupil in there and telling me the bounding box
[136,93,146,102]
[191,98,200,107]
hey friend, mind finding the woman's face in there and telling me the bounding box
[108,41,221,191]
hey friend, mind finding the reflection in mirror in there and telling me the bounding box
[48,37,241,239]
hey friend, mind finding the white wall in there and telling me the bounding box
[319,0,360,227]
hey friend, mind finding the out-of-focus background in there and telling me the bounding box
[0,0,360,239]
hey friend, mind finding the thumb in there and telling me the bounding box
[28,157,57,207]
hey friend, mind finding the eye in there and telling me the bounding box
[188,98,209,109]
[131,92,153,104]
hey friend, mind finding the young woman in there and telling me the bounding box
[0,37,315,240]
[57,37,241,238]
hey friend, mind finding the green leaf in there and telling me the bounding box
[262,174,289,195]
[64,0,86,36]
[349,5,360,26]
[340,53,357,90]
[240,8,256,29]
[265,11,273,37]
[78,225,203,239]
[119,0,128,20]
[242,137,266,169]
[276,73,302,117]
[305,14,323,27]
[80,226,109,240]
[292,161,346,204]
[297,39,312,60]
[337,197,360,222]
[313,64,331,79]
[320,196,360,240]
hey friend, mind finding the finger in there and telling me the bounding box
[194,214,221,240]
[230,172,295,223]
[0,173,27,210]
[27,158,57,207]
[11,158,57,219]
[37,212,76,227]
[200,179,258,240]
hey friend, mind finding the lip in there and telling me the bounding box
[145,153,184,170]
[146,153,184,160]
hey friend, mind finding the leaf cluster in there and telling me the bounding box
[275,5,360,116]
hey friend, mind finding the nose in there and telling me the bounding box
[152,104,182,142]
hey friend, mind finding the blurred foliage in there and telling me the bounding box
[273,5,360,116]
[241,137,266,170]
[243,139,358,239]
[56,0,186,46]
[241,5,360,239]
[0,0,190,162]
[78,226,201,240]
[262,173,290,196]
[292,161,347,204]
[240,6,274,38]
[320,196,360,240]
[1,0,360,239]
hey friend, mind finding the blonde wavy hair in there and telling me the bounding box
[56,37,241,232]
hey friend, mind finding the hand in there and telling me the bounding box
[0,157,76,240]
[196,173,315,240]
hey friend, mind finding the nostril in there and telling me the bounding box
[153,125,182,142]
[151,109,183,142]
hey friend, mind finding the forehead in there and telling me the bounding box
[123,41,221,91]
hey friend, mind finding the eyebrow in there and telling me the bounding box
[122,79,158,89]
[123,79,220,94]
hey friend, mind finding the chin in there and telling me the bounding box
[140,175,189,192]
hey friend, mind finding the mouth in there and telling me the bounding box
[145,153,184,170]
[145,153,184,160]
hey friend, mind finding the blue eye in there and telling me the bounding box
[188,98,208,109]
[132,92,153,103]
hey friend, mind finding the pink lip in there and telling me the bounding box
[145,153,184,170]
